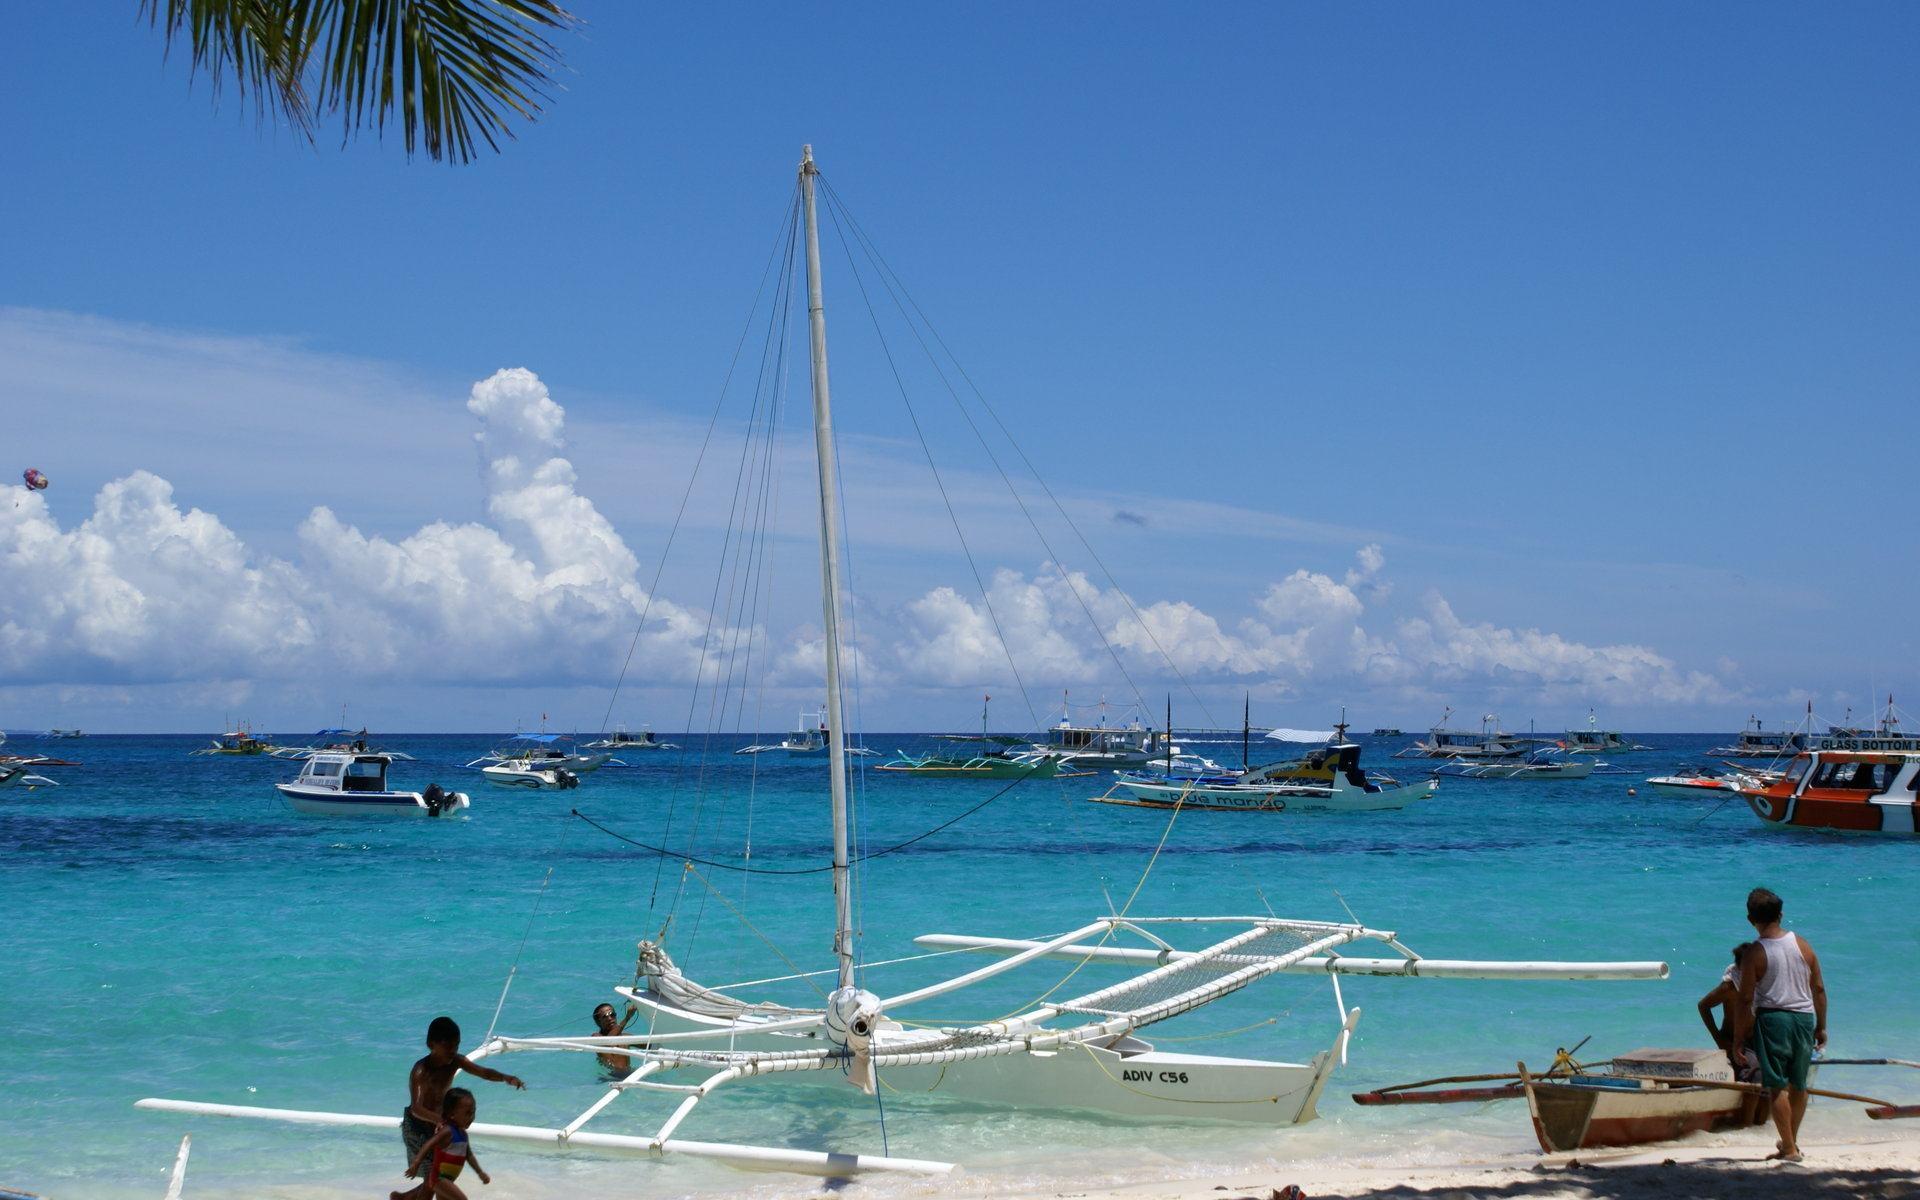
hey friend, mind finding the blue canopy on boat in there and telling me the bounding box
[506,733,565,743]
[315,728,358,736]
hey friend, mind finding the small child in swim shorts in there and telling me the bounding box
[395,1087,490,1200]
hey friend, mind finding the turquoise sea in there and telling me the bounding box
[4,733,1916,1199]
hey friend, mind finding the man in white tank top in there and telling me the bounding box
[1732,887,1827,1162]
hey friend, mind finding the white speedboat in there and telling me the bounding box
[1095,741,1436,812]
[480,762,582,790]
[275,753,468,816]
[467,733,612,774]
[1644,766,1754,799]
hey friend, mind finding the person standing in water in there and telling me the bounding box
[590,1001,640,1075]
[1732,887,1827,1162]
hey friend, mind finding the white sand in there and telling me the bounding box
[1028,1131,1920,1200]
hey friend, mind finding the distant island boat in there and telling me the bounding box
[1027,698,1164,766]
[190,725,283,756]
[1558,710,1649,754]
[1394,709,1539,761]
[270,728,414,761]
[586,727,678,750]
[1709,714,1811,758]
[46,728,84,739]
[1369,727,1403,737]
[737,707,877,757]
[276,752,468,817]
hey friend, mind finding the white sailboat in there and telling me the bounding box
[136,146,1669,1179]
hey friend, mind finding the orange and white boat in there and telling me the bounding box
[1739,748,1920,834]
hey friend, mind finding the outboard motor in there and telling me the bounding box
[423,783,446,817]
[556,769,580,791]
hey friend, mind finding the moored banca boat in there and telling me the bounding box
[1093,740,1435,812]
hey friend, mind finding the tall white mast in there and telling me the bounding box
[799,145,856,991]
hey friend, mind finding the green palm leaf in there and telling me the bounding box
[144,0,577,163]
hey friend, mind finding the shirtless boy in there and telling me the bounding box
[401,1017,524,1176]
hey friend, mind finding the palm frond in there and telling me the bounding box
[143,0,314,131]
[146,0,578,163]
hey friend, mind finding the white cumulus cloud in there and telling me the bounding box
[0,369,716,690]
[878,544,1729,710]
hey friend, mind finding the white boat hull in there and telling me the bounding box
[1441,760,1596,780]
[482,765,578,790]
[1104,777,1436,812]
[1646,780,1739,800]
[275,783,469,816]
[614,990,1346,1125]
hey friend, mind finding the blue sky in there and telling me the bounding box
[2,4,1916,734]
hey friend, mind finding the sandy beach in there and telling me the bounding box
[1028,1134,1920,1200]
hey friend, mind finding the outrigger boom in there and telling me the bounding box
[132,1099,954,1176]
[911,933,1669,981]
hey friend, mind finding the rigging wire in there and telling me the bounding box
[599,191,805,737]
[820,175,1224,728]
[570,760,1040,874]
[483,865,556,1045]
[822,182,1149,723]
[814,187,1044,735]
[648,195,804,916]
[679,300,796,967]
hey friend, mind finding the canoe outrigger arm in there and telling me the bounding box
[132,1096,955,1176]
[910,933,1671,981]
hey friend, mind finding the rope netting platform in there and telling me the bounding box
[1054,923,1357,1026]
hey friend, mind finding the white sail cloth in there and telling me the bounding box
[825,986,884,1094]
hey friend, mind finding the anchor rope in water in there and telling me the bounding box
[484,865,557,1044]
[569,760,1041,874]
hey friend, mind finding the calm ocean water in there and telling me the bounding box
[3,732,1915,1198]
